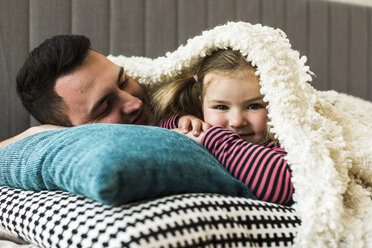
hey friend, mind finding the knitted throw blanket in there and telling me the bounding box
[108,22,372,247]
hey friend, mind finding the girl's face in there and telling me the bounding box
[202,69,268,144]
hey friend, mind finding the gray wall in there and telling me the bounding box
[0,0,371,140]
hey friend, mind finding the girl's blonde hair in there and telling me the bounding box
[151,49,277,144]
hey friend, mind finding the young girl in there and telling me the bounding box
[152,49,293,205]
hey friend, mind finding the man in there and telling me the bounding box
[0,35,155,148]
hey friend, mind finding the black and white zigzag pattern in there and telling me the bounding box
[0,186,300,248]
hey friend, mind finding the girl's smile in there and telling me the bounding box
[202,69,268,144]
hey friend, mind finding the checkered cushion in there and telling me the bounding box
[0,186,300,247]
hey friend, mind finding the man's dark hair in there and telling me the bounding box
[16,35,91,126]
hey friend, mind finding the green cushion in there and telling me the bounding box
[0,124,255,204]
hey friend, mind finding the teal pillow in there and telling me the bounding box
[0,124,255,204]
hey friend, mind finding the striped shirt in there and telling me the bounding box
[159,116,293,205]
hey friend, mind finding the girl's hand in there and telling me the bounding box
[177,115,211,137]
[172,128,206,144]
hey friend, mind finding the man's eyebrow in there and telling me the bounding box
[89,67,123,116]
[117,67,124,84]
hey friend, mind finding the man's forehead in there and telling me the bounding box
[55,51,115,93]
[54,59,97,118]
[55,72,90,116]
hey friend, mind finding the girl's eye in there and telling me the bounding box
[214,105,229,110]
[247,103,264,110]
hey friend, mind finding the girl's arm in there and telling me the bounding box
[158,115,178,129]
[202,126,293,205]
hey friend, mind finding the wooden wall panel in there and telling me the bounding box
[29,0,71,50]
[329,2,349,94]
[236,0,261,24]
[144,0,177,58]
[286,0,308,56]
[71,0,110,54]
[110,0,145,56]
[308,0,329,91]
[262,0,286,30]
[177,0,208,46]
[207,0,236,28]
[349,5,368,99]
[0,0,30,140]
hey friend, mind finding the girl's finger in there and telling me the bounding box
[201,122,211,132]
[191,119,202,136]
[180,118,191,133]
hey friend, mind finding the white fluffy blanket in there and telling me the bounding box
[108,22,372,248]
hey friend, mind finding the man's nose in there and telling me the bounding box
[119,91,143,115]
[229,111,247,128]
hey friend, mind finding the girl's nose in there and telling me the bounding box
[229,111,247,128]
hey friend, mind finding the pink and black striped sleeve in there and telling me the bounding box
[157,115,178,129]
[201,126,293,205]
